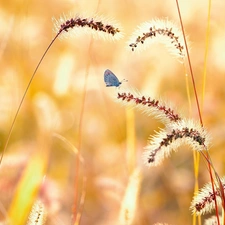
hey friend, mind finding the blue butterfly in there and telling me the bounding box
[104,69,126,87]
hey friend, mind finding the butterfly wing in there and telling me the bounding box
[104,69,121,87]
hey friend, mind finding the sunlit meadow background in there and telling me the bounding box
[1,0,225,224]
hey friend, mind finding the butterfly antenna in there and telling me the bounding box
[122,79,128,83]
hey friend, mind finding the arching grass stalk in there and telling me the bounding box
[0,32,59,165]
[0,14,122,166]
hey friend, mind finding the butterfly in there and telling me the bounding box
[104,69,127,87]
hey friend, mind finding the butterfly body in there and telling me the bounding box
[104,69,122,87]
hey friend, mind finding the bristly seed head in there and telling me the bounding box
[53,13,122,40]
[146,127,206,164]
[117,92,181,123]
[26,200,46,225]
[143,119,210,167]
[204,215,222,225]
[116,91,210,167]
[59,17,120,35]
[128,19,187,61]
[190,177,225,216]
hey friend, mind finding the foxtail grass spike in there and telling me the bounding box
[26,200,46,225]
[53,13,122,40]
[143,119,210,166]
[117,91,181,124]
[204,216,222,225]
[128,19,187,61]
[190,177,225,215]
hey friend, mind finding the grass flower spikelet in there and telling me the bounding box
[129,18,187,61]
[143,119,209,166]
[117,91,181,124]
[53,13,122,40]
[26,200,46,225]
[190,177,225,216]
[204,216,222,225]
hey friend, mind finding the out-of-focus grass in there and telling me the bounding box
[8,151,48,225]
[0,1,225,224]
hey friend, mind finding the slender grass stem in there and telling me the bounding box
[0,31,61,165]
[175,1,222,224]
[175,0,203,126]
[202,0,211,109]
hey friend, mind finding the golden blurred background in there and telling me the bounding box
[0,0,225,224]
